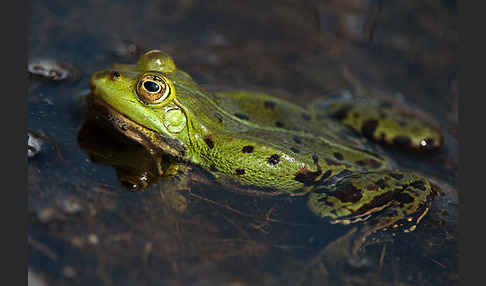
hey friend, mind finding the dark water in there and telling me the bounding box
[28,1,458,285]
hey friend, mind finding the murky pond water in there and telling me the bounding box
[28,0,458,285]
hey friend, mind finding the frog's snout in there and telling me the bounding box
[89,70,107,91]
[90,70,123,95]
[90,69,116,82]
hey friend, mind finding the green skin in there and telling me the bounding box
[89,50,440,237]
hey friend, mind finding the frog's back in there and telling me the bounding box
[207,89,383,154]
[173,87,389,194]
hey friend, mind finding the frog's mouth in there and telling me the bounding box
[88,94,187,160]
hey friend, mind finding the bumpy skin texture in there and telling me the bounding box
[89,50,439,235]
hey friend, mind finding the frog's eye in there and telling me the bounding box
[136,74,171,105]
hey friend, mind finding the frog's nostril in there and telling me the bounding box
[111,71,121,80]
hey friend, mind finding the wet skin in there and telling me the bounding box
[89,50,442,245]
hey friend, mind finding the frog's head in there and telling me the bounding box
[89,50,193,159]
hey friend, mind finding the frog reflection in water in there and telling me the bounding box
[88,50,442,251]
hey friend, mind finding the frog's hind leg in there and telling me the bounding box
[310,91,443,151]
[351,196,432,255]
[307,170,432,254]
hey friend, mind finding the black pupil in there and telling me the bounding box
[143,81,160,93]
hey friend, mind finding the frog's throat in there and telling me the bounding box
[89,95,187,160]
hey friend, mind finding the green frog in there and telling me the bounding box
[88,50,442,250]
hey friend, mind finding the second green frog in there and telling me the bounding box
[89,50,442,248]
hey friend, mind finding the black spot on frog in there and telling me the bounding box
[267,154,280,165]
[234,113,249,120]
[242,145,254,153]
